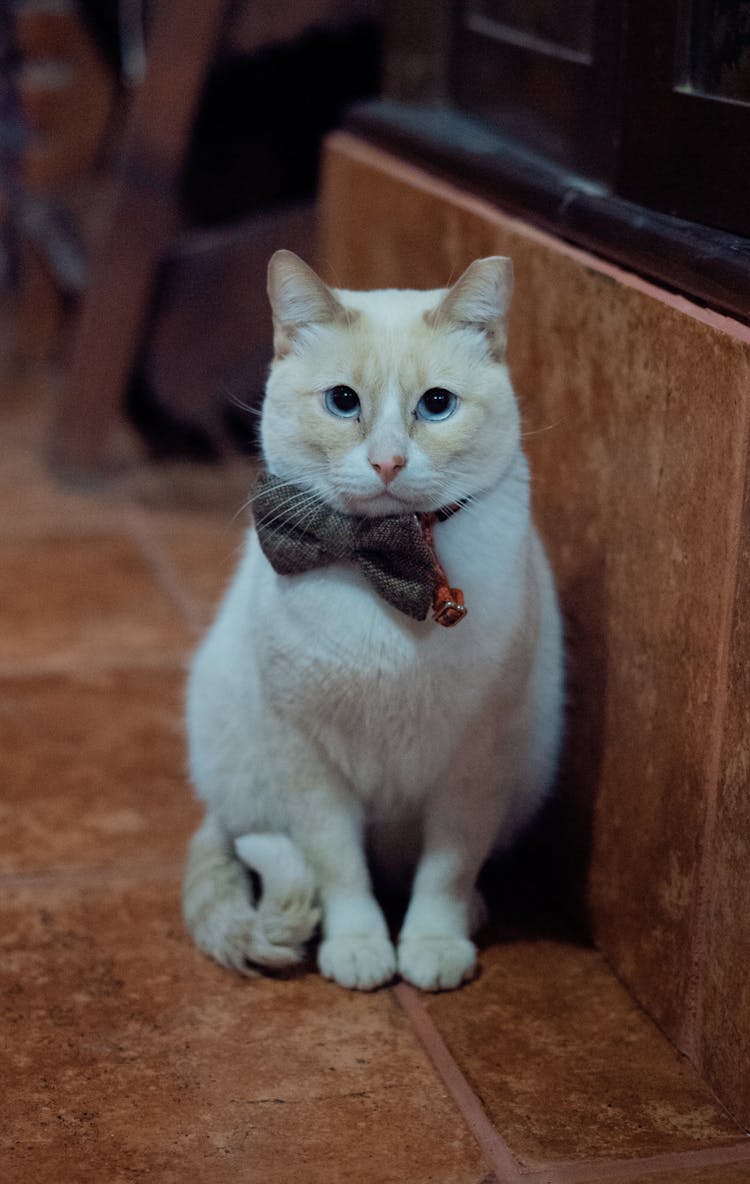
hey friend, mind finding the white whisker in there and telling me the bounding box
[233,474,319,524]
[521,418,562,439]
[253,489,325,534]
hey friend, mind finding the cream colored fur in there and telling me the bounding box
[183,251,563,991]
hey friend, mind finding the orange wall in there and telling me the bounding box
[320,131,750,1127]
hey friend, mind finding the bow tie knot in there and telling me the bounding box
[252,473,467,626]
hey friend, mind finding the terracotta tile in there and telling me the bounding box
[0,367,123,537]
[0,533,192,669]
[120,464,254,620]
[1,877,489,1184]
[627,1163,750,1183]
[422,941,742,1169]
[320,134,750,1049]
[112,459,256,517]
[0,447,126,538]
[0,669,199,874]
[149,514,248,615]
[0,372,253,541]
[698,476,750,1128]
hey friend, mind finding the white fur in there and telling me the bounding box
[183,255,564,991]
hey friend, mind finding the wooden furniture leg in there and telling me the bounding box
[52,0,232,478]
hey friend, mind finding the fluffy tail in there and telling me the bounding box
[183,818,320,975]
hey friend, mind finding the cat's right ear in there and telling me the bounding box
[267,250,348,358]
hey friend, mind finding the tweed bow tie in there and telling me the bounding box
[252,472,467,625]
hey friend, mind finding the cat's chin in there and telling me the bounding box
[338,490,418,518]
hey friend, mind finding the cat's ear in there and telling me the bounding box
[267,250,348,357]
[428,257,514,358]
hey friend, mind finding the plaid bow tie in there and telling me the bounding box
[252,472,467,626]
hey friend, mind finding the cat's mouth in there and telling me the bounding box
[341,489,417,518]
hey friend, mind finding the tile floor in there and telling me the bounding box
[2,361,750,1184]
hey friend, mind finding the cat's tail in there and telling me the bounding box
[183,817,320,975]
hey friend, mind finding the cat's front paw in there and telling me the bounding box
[397,936,477,991]
[318,935,396,991]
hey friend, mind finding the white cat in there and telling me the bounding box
[183,250,563,992]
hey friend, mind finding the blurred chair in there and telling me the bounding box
[51,0,231,477]
[32,0,382,480]
[1,1,116,368]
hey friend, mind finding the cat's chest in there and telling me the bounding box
[258,565,474,709]
[248,557,493,796]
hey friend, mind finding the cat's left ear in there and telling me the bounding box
[267,250,349,358]
[427,257,514,359]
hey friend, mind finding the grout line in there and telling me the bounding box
[0,860,186,890]
[121,504,208,637]
[528,1139,750,1183]
[393,987,750,1184]
[0,651,190,681]
[678,355,750,1063]
[0,519,126,541]
[393,982,525,1184]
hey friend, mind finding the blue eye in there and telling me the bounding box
[324,385,360,418]
[416,388,458,422]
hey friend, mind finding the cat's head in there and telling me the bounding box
[261,250,521,517]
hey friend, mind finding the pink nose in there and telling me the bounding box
[370,455,406,485]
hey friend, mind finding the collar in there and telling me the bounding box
[252,472,468,627]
